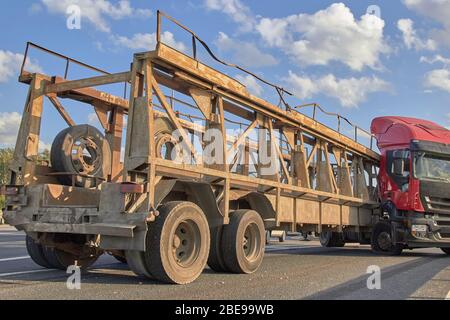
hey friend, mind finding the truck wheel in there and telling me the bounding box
[371,221,403,256]
[441,248,450,255]
[207,225,228,272]
[221,210,265,274]
[50,125,111,188]
[125,250,154,279]
[144,201,210,284]
[42,247,99,270]
[26,236,53,268]
[319,232,345,247]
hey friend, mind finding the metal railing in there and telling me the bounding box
[155,11,377,151]
[20,42,129,98]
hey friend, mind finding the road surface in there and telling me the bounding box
[0,225,449,300]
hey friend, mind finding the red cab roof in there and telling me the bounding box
[371,116,450,149]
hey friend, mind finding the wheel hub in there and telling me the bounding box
[378,231,392,251]
[172,220,200,267]
[242,223,261,260]
[71,137,101,174]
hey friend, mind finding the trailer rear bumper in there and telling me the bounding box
[16,222,136,238]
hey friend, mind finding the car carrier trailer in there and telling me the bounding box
[2,11,450,284]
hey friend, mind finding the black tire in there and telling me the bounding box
[371,221,403,256]
[319,232,345,247]
[42,246,99,270]
[50,125,111,188]
[279,231,286,243]
[221,210,265,274]
[441,248,450,255]
[125,250,154,278]
[26,236,53,268]
[144,201,210,284]
[207,225,228,272]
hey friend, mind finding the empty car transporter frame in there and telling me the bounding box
[3,12,381,284]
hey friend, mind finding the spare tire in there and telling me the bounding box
[50,125,111,188]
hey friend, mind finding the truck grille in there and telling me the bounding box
[425,196,450,215]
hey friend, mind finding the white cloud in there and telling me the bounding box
[39,141,52,152]
[0,50,42,83]
[0,112,50,151]
[41,0,151,33]
[112,31,187,52]
[284,71,390,108]
[420,54,450,65]
[204,0,255,32]
[0,112,22,145]
[87,112,98,125]
[215,32,278,68]
[424,68,450,93]
[397,18,436,51]
[236,74,263,96]
[256,3,389,71]
[403,0,450,48]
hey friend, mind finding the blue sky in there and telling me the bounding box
[1,0,450,151]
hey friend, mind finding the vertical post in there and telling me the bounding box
[218,96,229,224]
[64,59,70,79]
[20,42,30,76]
[145,59,156,211]
[192,36,197,60]
[106,107,124,182]
[156,10,162,44]
[11,74,44,186]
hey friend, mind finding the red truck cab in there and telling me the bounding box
[371,116,450,254]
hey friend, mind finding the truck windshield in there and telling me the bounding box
[414,152,450,182]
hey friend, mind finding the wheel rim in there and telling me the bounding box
[71,137,101,174]
[172,219,201,268]
[377,231,392,251]
[242,223,261,261]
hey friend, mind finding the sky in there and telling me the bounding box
[1,0,450,151]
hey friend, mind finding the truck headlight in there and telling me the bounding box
[412,225,427,232]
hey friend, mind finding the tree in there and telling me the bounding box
[0,148,14,223]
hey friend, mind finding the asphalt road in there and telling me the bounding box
[0,225,449,300]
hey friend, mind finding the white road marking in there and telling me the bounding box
[0,256,30,262]
[0,269,56,277]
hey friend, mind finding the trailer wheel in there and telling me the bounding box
[440,248,450,255]
[371,221,403,256]
[144,201,210,284]
[207,225,228,272]
[26,236,53,268]
[319,232,345,247]
[42,247,99,270]
[50,125,111,188]
[221,210,265,274]
[125,250,154,278]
